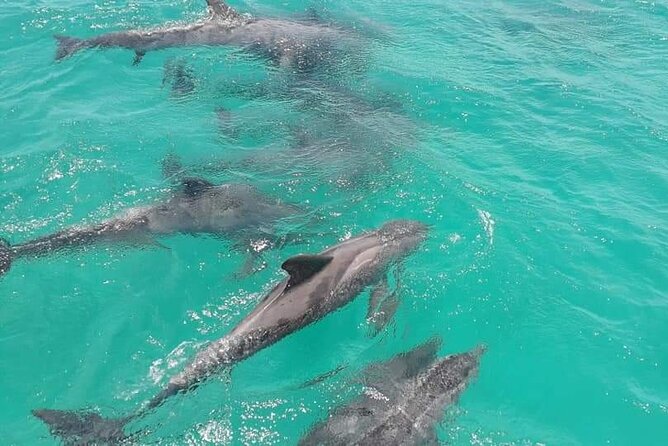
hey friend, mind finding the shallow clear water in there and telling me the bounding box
[1,0,667,444]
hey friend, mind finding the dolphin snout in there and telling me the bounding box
[436,346,485,383]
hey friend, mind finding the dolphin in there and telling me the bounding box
[54,0,353,70]
[176,77,415,188]
[0,177,298,277]
[299,339,485,446]
[32,220,428,444]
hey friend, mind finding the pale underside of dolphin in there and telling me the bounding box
[54,0,352,69]
[0,177,299,277]
[32,220,428,445]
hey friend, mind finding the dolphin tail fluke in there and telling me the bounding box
[0,238,12,276]
[32,408,131,444]
[54,35,85,60]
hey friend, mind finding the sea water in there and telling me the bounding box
[0,0,666,444]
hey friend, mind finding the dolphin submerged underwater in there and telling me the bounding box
[299,339,485,446]
[32,220,428,444]
[169,76,415,189]
[54,0,355,70]
[0,178,298,277]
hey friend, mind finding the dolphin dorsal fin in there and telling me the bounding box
[206,0,240,20]
[362,338,442,393]
[180,177,214,197]
[281,254,333,288]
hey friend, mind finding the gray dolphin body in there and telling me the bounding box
[300,339,485,446]
[55,0,352,70]
[0,178,297,277]
[32,220,428,444]
[177,77,415,188]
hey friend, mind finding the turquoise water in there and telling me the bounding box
[1,0,667,444]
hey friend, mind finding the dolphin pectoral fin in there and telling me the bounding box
[206,0,240,20]
[237,254,257,278]
[127,233,170,251]
[299,364,347,389]
[271,230,319,250]
[32,408,131,444]
[162,153,185,181]
[146,239,171,251]
[281,254,333,289]
[163,58,196,97]
[234,252,266,279]
[367,277,389,321]
[367,276,400,336]
[216,107,241,139]
[369,293,399,336]
[133,50,145,65]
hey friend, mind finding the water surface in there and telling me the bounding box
[1,0,667,444]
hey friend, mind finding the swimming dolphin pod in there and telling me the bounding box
[54,0,352,69]
[0,178,298,277]
[299,339,485,446]
[20,2,490,444]
[32,220,428,444]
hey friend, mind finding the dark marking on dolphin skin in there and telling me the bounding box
[33,220,428,444]
[299,339,485,446]
[0,178,298,277]
[54,0,354,71]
